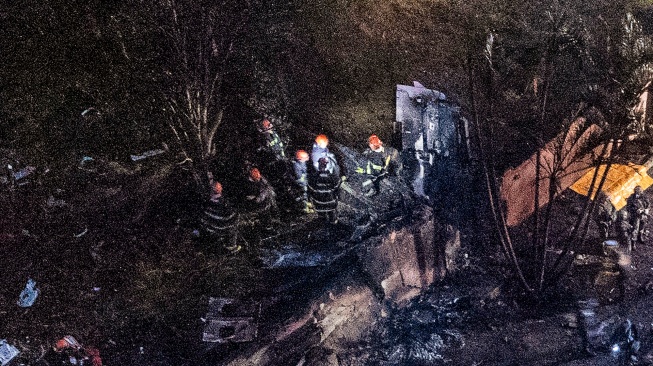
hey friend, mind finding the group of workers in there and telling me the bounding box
[597,185,650,252]
[197,118,401,255]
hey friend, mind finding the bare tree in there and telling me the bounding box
[155,0,246,191]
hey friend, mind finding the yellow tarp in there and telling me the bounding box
[569,164,653,210]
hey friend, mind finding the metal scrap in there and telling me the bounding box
[202,297,260,344]
[0,340,19,366]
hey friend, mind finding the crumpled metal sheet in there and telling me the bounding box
[202,298,260,343]
[396,81,458,157]
[259,246,327,268]
[0,340,19,366]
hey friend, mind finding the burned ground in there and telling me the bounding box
[1,149,653,366]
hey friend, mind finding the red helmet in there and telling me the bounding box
[315,134,329,148]
[249,168,262,182]
[212,182,223,195]
[261,119,273,131]
[295,150,309,162]
[368,134,383,149]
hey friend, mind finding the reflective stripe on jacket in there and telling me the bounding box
[201,197,238,236]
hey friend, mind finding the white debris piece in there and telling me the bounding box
[0,340,19,366]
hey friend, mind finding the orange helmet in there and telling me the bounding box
[212,182,223,195]
[315,134,329,148]
[368,134,383,149]
[295,150,309,162]
[249,168,262,182]
[261,119,273,131]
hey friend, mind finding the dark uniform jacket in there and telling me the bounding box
[260,129,286,161]
[242,176,276,213]
[200,196,238,239]
[308,168,341,213]
[293,160,308,191]
[627,193,650,219]
[358,146,401,177]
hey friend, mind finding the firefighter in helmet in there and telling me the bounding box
[198,181,241,254]
[258,118,286,161]
[242,167,279,230]
[355,134,401,196]
[293,150,314,213]
[311,134,341,176]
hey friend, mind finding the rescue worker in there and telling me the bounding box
[242,167,279,230]
[616,210,634,252]
[258,118,286,161]
[199,182,241,254]
[311,135,335,172]
[355,134,401,197]
[596,195,616,239]
[626,185,650,244]
[308,157,341,224]
[293,150,314,213]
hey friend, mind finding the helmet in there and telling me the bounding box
[212,182,223,195]
[260,119,273,131]
[295,150,309,162]
[249,168,262,182]
[369,134,383,149]
[315,134,329,148]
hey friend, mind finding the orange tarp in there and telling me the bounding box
[500,118,606,227]
[569,164,653,210]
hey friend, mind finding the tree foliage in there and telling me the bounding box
[468,0,653,298]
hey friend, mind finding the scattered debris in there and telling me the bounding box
[74,228,88,238]
[603,240,619,256]
[202,297,260,343]
[55,335,82,351]
[49,335,102,366]
[13,166,36,181]
[610,319,640,364]
[130,147,167,162]
[81,107,97,116]
[78,156,98,173]
[2,165,36,186]
[259,245,335,268]
[0,340,19,366]
[46,195,67,208]
[17,278,39,308]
